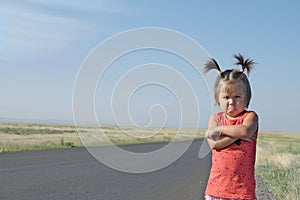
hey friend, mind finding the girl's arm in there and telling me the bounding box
[205,115,239,149]
[206,111,258,141]
[207,136,238,150]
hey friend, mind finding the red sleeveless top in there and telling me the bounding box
[205,110,258,199]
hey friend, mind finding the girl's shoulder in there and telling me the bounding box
[238,111,259,126]
[214,111,224,118]
[213,112,225,125]
[245,110,259,119]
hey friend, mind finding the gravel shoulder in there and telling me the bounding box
[255,173,277,200]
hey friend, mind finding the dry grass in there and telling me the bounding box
[0,133,82,152]
[256,131,300,199]
[0,122,205,152]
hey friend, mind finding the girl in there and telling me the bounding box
[203,54,258,200]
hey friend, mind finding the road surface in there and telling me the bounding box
[0,140,211,200]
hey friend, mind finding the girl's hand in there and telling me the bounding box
[205,127,221,141]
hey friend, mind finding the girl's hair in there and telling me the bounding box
[203,54,255,107]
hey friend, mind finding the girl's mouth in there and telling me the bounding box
[227,106,235,113]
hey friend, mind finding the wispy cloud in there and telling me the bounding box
[22,0,130,14]
[1,0,129,62]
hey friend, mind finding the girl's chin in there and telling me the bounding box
[226,112,237,117]
[226,109,235,115]
[226,110,243,118]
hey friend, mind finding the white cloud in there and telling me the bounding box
[1,0,128,62]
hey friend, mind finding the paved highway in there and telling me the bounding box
[0,140,211,200]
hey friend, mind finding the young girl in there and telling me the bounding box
[203,54,258,200]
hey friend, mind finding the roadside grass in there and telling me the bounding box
[256,131,300,199]
[0,122,205,152]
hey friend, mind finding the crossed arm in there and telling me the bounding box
[205,112,258,149]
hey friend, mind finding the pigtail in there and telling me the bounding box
[203,58,222,75]
[234,53,255,75]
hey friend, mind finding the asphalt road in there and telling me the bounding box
[0,140,211,200]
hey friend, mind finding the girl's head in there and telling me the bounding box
[203,54,255,117]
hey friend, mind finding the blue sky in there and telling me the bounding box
[1,1,300,132]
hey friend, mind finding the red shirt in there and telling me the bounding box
[205,110,258,199]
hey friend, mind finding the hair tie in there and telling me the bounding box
[218,70,223,74]
[240,68,244,73]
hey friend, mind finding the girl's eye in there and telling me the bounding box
[223,96,229,99]
[235,96,241,98]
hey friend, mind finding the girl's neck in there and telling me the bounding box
[225,110,246,120]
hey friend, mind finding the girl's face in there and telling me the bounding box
[218,82,247,119]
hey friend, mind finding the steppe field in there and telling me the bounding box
[0,122,204,152]
[0,122,299,199]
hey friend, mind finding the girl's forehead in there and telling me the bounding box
[219,81,245,93]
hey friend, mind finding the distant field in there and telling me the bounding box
[0,122,204,152]
[256,131,300,199]
[1,122,299,199]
